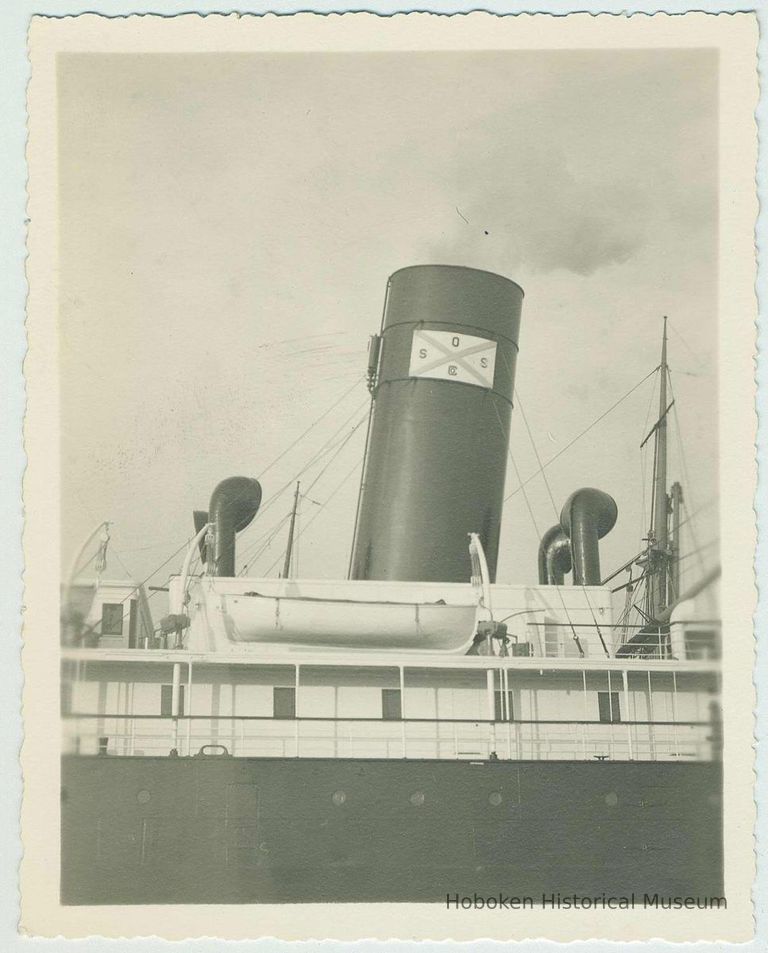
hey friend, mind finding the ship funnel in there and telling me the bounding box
[559,488,618,586]
[350,265,524,583]
[538,525,572,585]
[202,477,262,577]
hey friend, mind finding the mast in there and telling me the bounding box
[649,317,670,618]
[630,318,685,625]
[282,482,301,579]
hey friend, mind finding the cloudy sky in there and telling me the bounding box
[58,49,719,605]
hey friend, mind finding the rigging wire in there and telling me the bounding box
[248,415,367,576]
[513,384,609,657]
[179,400,367,589]
[203,382,369,574]
[347,279,391,578]
[152,395,370,595]
[242,397,369,525]
[504,366,660,502]
[233,401,369,569]
[614,355,715,634]
[666,370,711,585]
[666,319,706,371]
[639,366,659,543]
[494,405,542,540]
[514,389,559,517]
[491,395,585,657]
[76,378,369,638]
[264,455,364,577]
[294,494,301,578]
[648,415,659,542]
[239,510,295,575]
[255,374,366,483]
[301,413,367,499]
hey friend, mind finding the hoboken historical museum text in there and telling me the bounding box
[446,893,728,911]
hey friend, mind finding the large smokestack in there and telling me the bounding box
[350,265,523,583]
[559,488,618,586]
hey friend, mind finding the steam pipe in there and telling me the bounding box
[538,525,572,585]
[560,488,618,586]
[208,477,263,577]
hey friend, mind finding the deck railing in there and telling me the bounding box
[62,714,715,762]
[75,632,720,661]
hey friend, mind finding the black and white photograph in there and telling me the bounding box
[19,10,758,943]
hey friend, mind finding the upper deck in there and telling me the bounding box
[65,573,718,663]
[61,575,720,764]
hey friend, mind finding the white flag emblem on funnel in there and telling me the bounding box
[408,329,497,388]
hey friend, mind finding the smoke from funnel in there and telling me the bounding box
[434,138,650,277]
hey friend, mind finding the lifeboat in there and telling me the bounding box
[220,590,479,651]
[175,531,493,653]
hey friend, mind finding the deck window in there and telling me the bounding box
[494,690,515,722]
[544,620,586,658]
[273,687,296,720]
[598,691,621,724]
[101,603,124,636]
[381,688,402,721]
[160,684,185,717]
[544,620,559,657]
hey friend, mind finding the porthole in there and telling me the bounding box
[604,791,618,807]
[332,790,346,806]
[410,791,425,807]
[136,789,151,804]
[488,791,503,807]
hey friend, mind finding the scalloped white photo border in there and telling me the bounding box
[7,6,762,947]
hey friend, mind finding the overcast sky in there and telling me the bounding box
[58,49,719,604]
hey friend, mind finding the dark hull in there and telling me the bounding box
[61,755,723,904]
